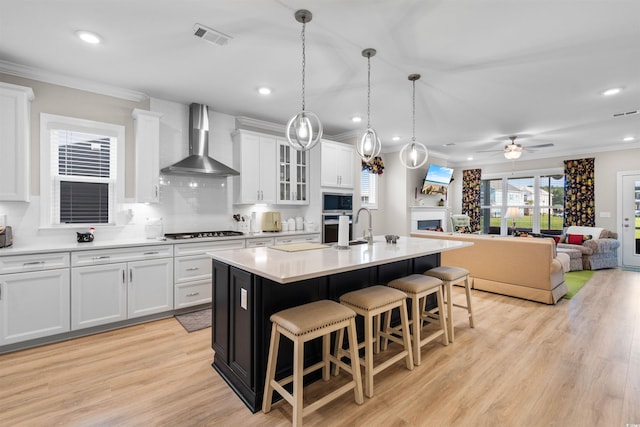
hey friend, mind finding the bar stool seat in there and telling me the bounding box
[424,266,475,342]
[335,285,414,398]
[262,300,364,427]
[386,274,448,365]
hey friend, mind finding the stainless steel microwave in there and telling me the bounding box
[322,192,353,213]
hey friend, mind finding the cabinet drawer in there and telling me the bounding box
[274,234,320,245]
[175,279,212,309]
[175,255,212,283]
[72,245,173,266]
[0,252,70,274]
[173,239,245,257]
[245,237,274,248]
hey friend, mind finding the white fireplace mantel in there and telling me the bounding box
[410,206,451,232]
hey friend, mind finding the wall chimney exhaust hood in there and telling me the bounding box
[161,103,239,176]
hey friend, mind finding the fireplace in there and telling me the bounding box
[410,207,449,232]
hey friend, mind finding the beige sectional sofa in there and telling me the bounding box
[411,231,567,304]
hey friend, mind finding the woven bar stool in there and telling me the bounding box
[262,300,364,427]
[334,285,414,398]
[424,266,475,343]
[386,274,449,365]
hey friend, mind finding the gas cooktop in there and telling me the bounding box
[164,230,244,240]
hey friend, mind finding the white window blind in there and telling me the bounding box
[361,170,378,208]
[50,129,116,224]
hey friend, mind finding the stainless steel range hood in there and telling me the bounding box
[161,103,239,176]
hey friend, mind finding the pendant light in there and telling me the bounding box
[399,74,428,169]
[285,9,323,152]
[357,48,382,163]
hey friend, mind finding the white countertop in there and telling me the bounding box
[0,231,319,257]
[208,235,472,284]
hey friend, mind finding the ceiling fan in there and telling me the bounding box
[477,136,554,159]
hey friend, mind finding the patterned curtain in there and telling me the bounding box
[564,158,595,227]
[462,169,482,231]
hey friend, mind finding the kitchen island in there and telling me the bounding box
[208,236,471,412]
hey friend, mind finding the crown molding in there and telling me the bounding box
[0,60,148,102]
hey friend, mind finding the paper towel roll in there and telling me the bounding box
[338,215,349,247]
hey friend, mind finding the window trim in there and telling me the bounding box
[40,113,125,228]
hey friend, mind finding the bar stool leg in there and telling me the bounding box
[464,276,475,328]
[364,312,375,397]
[399,303,414,370]
[293,339,304,427]
[435,286,449,346]
[347,317,364,404]
[410,294,421,365]
[262,326,280,413]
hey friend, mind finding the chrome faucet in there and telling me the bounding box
[355,207,373,245]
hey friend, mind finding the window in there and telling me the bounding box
[40,114,125,227]
[480,170,564,235]
[360,169,378,209]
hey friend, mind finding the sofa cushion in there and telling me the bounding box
[565,226,604,239]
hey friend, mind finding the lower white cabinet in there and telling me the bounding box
[274,233,321,245]
[245,236,274,248]
[0,268,70,345]
[71,246,174,330]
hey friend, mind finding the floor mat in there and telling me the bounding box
[175,309,212,332]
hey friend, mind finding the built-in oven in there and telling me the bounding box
[322,193,353,243]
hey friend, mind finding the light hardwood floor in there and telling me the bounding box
[1,269,639,427]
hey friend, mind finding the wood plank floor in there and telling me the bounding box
[1,269,639,426]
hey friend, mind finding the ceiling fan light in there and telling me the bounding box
[504,149,522,160]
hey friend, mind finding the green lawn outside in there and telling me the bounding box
[489,215,640,238]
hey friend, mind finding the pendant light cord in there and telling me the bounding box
[367,54,371,128]
[301,20,306,111]
[412,79,416,142]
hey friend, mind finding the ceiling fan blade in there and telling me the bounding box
[524,143,554,149]
[476,148,505,153]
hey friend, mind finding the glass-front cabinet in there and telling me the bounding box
[277,140,309,205]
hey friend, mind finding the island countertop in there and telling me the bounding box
[207,235,472,284]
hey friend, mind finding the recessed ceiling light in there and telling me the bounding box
[467,156,474,161]
[351,116,362,123]
[623,136,635,142]
[602,87,622,96]
[392,136,400,142]
[258,87,271,95]
[76,30,102,44]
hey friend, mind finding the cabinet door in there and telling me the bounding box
[127,258,174,318]
[259,136,277,204]
[0,269,70,345]
[0,83,34,202]
[229,267,254,388]
[71,263,127,330]
[277,141,309,205]
[233,131,277,204]
[320,140,354,189]
[133,109,163,203]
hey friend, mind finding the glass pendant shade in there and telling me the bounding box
[399,73,429,169]
[504,143,522,159]
[358,127,381,163]
[399,140,428,169]
[286,10,322,152]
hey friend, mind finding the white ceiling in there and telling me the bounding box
[1,0,639,166]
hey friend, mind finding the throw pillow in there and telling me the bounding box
[567,234,592,244]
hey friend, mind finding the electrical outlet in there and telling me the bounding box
[241,288,247,310]
[599,211,611,218]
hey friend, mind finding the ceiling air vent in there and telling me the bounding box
[613,110,638,118]
[193,23,232,46]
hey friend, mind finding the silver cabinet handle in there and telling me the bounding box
[143,251,159,255]
[129,269,133,282]
[23,261,45,266]
[279,239,292,243]
[186,292,200,297]
[93,256,110,261]
[122,269,125,283]
[186,267,200,271]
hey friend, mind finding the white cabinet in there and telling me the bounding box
[174,240,244,309]
[277,140,310,205]
[274,233,321,245]
[320,140,355,188]
[0,253,70,346]
[232,130,277,204]
[0,82,34,202]
[71,246,174,329]
[133,109,163,203]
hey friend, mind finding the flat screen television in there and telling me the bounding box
[424,164,454,186]
[421,164,453,195]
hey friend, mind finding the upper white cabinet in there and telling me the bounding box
[232,130,277,204]
[277,140,310,205]
[133,109,163,203]
[320,140,355,189]
[0,82,34,202]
